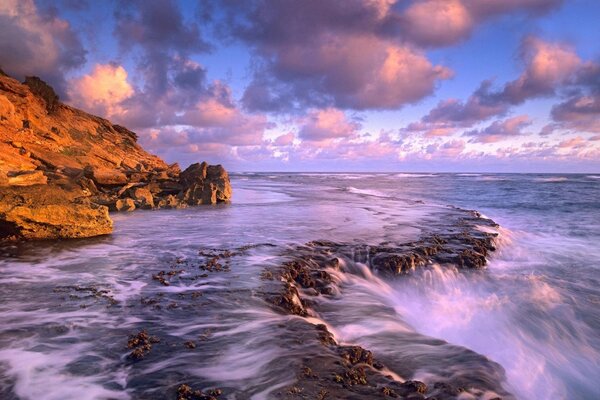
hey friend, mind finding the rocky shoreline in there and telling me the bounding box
[0,72,231,241]
[259,211,510,399]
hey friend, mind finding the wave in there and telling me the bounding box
[345,186,389,198]
[534,177,568,183]
[457,173,482,177]
[477,176,507,181]
[586,175,600,180]
[395,173,437,178]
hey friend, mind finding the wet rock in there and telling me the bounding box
[271,283,307,316]
[371,252,427,274]
[339,346,374,366]
[127,330,159,360]
[177,384,222,400]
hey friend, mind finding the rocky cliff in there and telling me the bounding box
[0,72,231,241]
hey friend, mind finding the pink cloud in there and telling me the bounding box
[401,0,473,47]
[500,37,582,103]
[298,108,361,142]
[464,115,532,143]
[68,63,134,119]
[558,136,586,149]
[273,133,295,146]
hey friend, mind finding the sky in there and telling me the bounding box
[1,0,599,172]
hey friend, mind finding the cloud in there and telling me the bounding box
[496,37,582,103]
[68,63,134,118]
[0,0,86,95]
[425,81,511,124]
[551,94,600,133]
[273,133,295,147]
[298,108,361,142]
[465,0,563,17]
[404,36,590,137]
[464,115,532,143]
[241,34,451,111]
[549,63,600,133]
[400,0,473,47]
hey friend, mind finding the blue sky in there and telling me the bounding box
[1,0,599,172]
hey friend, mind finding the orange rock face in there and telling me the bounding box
[0,73,232,242]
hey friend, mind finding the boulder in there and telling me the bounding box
[178,162,232,205]
[84,166,128,186]
[0,203,112,240]
[129,187,154,209]
[114,198,136,212]
[0,185,112,241]
[180,162,207,185]
[179,182,216,205]
[206,164,232,202]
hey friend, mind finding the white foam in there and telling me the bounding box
[395,173,437,178]
[345,186,388,198]
[534,177,568,182]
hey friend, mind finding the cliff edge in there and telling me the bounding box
[0,72,231,241]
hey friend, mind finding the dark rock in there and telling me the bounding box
[23,76,59,113]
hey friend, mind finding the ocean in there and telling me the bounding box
[1,173,599,399]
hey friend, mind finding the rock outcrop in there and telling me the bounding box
[0,72,232,242]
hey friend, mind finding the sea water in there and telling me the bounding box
[0,173,598,399]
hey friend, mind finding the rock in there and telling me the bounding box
[117,182,144,197]
[1,203,112,240]
[178,162,232,205]
[0,185,112,241]
[166,163,181,178]
[152,170,170,181]
[0,171,9,186]
[180,162,207,185]
[157,195,181,209]
[23,76,60,114]
[84,166,128,186]
[0,94,17,125]
[0,70,232,241]
[5,170,48,186]
[206,164,232,202]
[179,182,216,205]
[129,187,154,209]
[114,198,136,212]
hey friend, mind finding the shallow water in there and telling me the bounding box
[1,173,599,399]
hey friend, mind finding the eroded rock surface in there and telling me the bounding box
[0,185,112,240]
[260,213,511,399]
[0,72,232,241]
